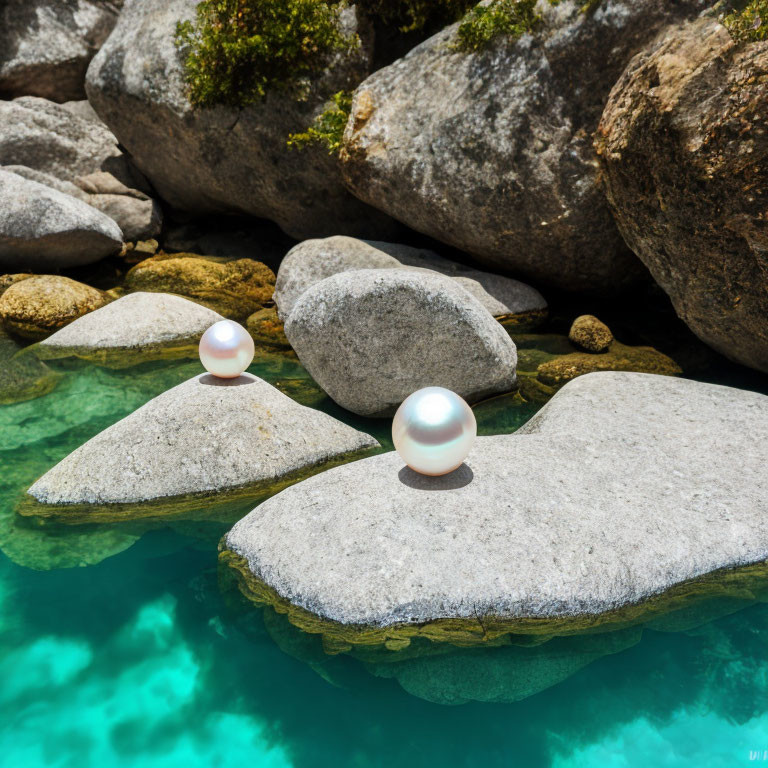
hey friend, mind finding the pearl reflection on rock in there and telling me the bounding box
[199,319,254,378]
[392,387,477,476]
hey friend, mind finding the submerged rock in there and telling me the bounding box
[340,0,707,291]
[284,268,518,416]
[223,372,768,647]
[568,315,613,353]
[0,97,161,241]
[124,253,275,320]
[0,275,107,340]
[596,17,768,373]
[274,235,547,324]
[0,0,120,102]
[24,373,380,522]
[85,0,398,240]
[0,169,123,270]
[0,328,60,405]
[35,292,224,367]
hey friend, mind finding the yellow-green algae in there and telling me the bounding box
[219,548,768,654]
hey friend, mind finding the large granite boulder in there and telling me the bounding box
[340,0,707,292]
[223,372,768,649]
[274,236,547,323]
[24,373,380,522]
[0,97,161,241]
[596,17,768,374]
[0,0,121,102]
[0,169,123,269]
[284,268,518,416]
[0,275,107,340]
[124,253,275,320]
[85,0,397,240]
[35,292,224,367]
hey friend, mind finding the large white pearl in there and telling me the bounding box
[199,319,254,378]
[392,387,477,476]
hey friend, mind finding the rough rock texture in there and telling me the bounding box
[0,97,161,241]
[0,169,123,270]
[36,292,224,367]
[85,0,398,240]
[596,17,768,373]
[26,373,380,515]
[284,269,518,416]
[0,327,60,404]
[124,253,275,319]
[246,307,292,351]
[568,314,613,353]
[274,236,547,321]
[340,0,707,292]
[0,0,121,102]
[225,372,768,635]
[0,275,107,340]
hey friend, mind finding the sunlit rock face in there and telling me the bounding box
[224,372,768,645]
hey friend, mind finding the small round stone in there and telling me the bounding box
[392,387,477,476]
[199,319,254,378]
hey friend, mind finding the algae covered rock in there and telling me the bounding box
[36,292,224,368]
[284,268,518,416]
[0,328,60,405]
[223,372,768,648]
[0,275,107,340]
[596,17,768,373]
[124,253,275,319]
[568,315,613,353]
[340,0,707,291]
[274,235,547,324]
[0,169,123,270]
[24,373,380,522]
[246,307,292,352]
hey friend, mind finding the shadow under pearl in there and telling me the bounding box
[397,463,474,490]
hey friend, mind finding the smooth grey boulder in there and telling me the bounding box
[85,0,398,241]
[340,0,707,292]
[26,373,380,511]
[0,97,161,241]
[0,0,120,102]
[284,268,518,416]
[0,169,123,269]
[274,236,547,320]
[225,372,768,631]
[36,292,224,367]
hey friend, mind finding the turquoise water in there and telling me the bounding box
[3,353,768,768]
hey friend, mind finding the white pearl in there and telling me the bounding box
[392,387,477,476]
[199,319,254,378]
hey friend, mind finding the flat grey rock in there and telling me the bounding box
[27,373,380,508]
[0,97,161,241]
[274,236,546,320]
[37,292,223,362]
[284,268,518,416]
[226,372,768,629]
[0,169,123,269]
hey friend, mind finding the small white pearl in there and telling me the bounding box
[199,319,254,378]
[392,387,477,476]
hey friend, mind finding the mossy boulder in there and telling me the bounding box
[0,273,34,297]
[246,307,292,352]
[0,275,107,340]
[124,253,275,320]
[568,314,614,353]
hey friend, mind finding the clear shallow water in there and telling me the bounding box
[3,354,768,768]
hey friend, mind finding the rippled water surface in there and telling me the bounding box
[3,353,768,768]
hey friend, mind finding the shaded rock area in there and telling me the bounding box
[0,0,121,102]
[0,169,123,270]
[0,274,107,340]
[124,253,275,320]
[246,307,293,353]
[340,0,707,291]
[0,96,161,242]
[274,235,547,325]
[35,292,223,367]
[24,373,380,522]
[284,268,518,416]
[224,372,768,648]
[0,327,60,405]
[596,17,768,374]
[85,0,399,240]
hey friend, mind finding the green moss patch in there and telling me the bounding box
[287,90,353,153]
[723,1,768,42]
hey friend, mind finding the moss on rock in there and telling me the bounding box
[245,306,293,351]
[723,1,768,42]
[568,314,614,353]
